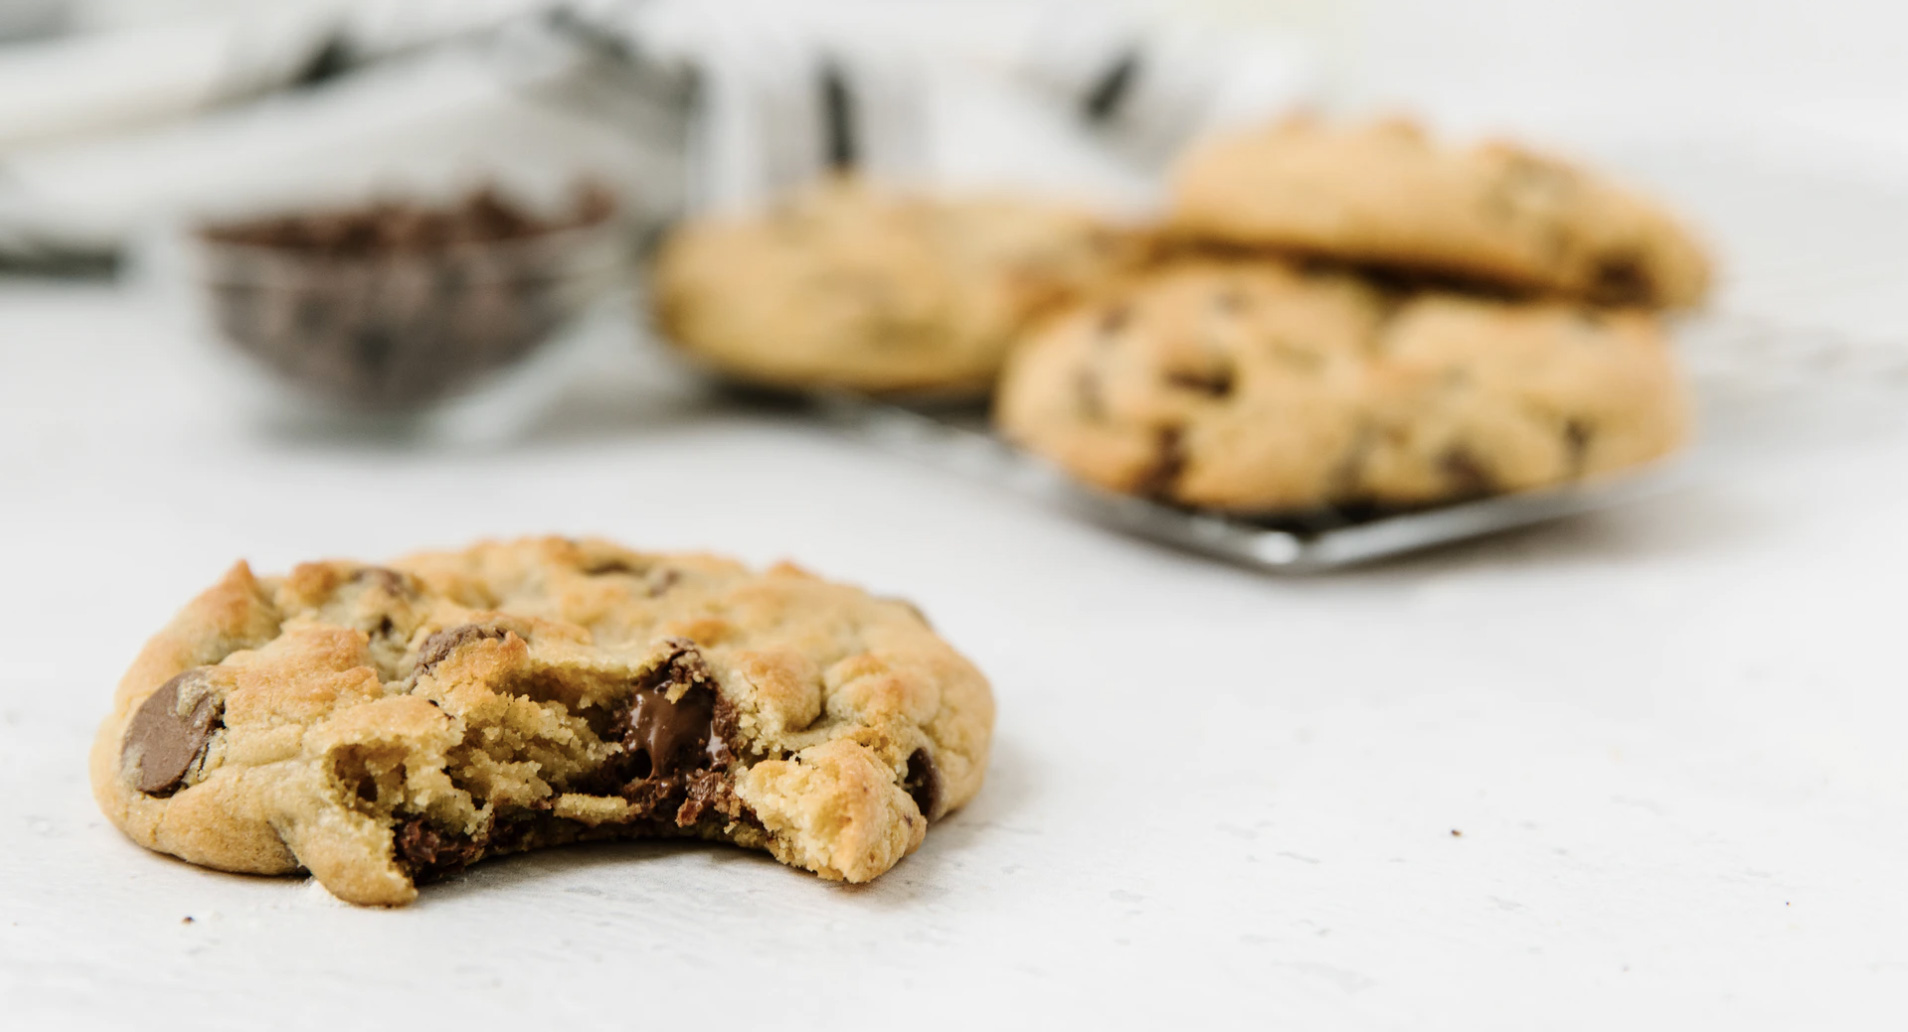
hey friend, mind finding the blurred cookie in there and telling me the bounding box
[997,261,1376,512]
[652,179,1124,395]
[1356,296,1688,505]
[1168,117,1712,309]
[995,259,1687,513]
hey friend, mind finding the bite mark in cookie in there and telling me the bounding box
[903,748,943,821]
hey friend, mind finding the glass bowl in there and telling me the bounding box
[191,194,628,414]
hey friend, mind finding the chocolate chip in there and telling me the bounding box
[1165,361,1235,398]
[1589,253,1649,305]
[903,748,942,820]
[1439,446,1496,497]
[1563,419,1593,475]
[582,557,640,576]
[351,566,413,596]
[1136,426,1187,500]
[415,624,509,673]
[392,817,483,881]
[122,670,223,796]
[197,187,566,255]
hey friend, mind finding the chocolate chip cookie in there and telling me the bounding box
[1168,116,1712,309]
[91,538,993,905]
[651,178,1124,395]
[995,259,1688,513]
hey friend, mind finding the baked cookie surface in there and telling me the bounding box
[652,178,1121,395]
[995,259,1688,513]
[1169,117,1712,309]
[92,538,993,905]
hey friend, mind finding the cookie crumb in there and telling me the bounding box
[1450,829,1462,838]
[181,916,194,924]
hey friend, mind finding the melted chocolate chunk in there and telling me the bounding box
[903,748,942,821]
[392,817,483,881]
[123,670,223,796]
[621,685,717,779]
[607,640,742,828]
[415,624,509,673]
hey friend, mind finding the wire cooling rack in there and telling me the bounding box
[812,313,1908,571]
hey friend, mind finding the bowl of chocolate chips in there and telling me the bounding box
[193,186,624,411]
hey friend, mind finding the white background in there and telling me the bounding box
[6,2,1908,1028]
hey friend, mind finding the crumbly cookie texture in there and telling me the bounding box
[1168,116,1712,309]
[91,538,994,906]
[995,259,1688,512]
[651,177,1124,395]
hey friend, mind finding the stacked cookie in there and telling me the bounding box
[997,117,1709,514]
[652,178,1125,396]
